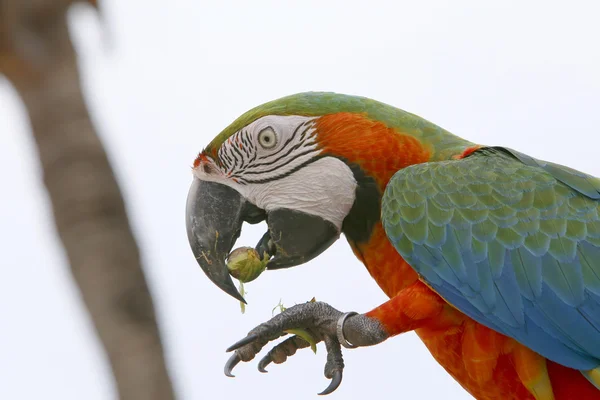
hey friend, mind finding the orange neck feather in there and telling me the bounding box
[314,112,432,296]
[314,112,432,188]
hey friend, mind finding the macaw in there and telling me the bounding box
[186,92,600,399]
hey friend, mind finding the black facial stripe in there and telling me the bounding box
[303,137,317,147]
[247,131,257,152]
[218,119,317,178]
[230,142,245,169]
[220,149,234,168]
[222,145,234,165]
[219,153,227,169]
[245,131,315,171]
[249,152,257,164]
[235,154,322,184]
[299,121,314,141]
[228,150,240,172]
[242,130,251,148]
[213,153,223,168]
[241,149,319,176]
[257,122,305,161]
[220,158,229,171]
[241,135,251,157]
[242,142,250,158]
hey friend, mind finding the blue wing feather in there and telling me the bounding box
[382,147,600,371]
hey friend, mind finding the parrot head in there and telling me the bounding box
[186,92,434,302]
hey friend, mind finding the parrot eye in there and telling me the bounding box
[257,127,278,149]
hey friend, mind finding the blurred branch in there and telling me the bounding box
[0,1,176,399]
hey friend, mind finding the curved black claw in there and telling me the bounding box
[319,336,345,395]
[226,334,259,352]
[224,353,241,377]
[257,356,270,373]
[318,370,343,396]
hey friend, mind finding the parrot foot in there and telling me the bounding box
[224,301,388,395]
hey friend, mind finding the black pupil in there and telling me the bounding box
[264,135,271,143]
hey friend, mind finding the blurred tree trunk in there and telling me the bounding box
[0,1,176,399]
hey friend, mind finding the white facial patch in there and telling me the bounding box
[193,115,358,230]
[244,157,357,230]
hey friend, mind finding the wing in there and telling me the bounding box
[382,147,600,370]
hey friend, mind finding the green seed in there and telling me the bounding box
[226,247,269,283]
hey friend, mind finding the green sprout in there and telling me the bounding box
[275,298,318,354]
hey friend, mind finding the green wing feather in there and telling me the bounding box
[382,147,600,370]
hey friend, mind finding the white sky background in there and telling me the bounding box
[1,1,600,399]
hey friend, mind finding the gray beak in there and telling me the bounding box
[186,179,263,303]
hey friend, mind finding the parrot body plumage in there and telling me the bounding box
[188,92,600,399]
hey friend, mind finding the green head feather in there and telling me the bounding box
[205,92,471,161]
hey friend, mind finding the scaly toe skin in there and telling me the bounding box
[258,334,311,372]
[223,301,362,394]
